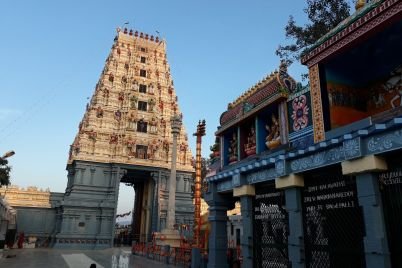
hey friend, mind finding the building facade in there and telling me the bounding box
[0,196,16,253]
[0,185,64,248]
[204,1,402,267]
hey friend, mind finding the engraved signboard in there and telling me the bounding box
[302,168,365,268]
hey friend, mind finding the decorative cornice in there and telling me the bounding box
[117,28,162,44]
[207,117,402,186]
[302,0,401,67]
[218,62,296,130]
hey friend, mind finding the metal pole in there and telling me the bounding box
[193,120,205,248]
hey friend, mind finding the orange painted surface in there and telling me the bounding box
[330,106,368,128]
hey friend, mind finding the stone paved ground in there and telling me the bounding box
[0,247,180,268]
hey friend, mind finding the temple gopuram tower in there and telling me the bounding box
[54,28,194,249]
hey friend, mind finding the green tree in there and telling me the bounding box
[0,158,11,186]
[191,157,209,181]
[276,0,351,67]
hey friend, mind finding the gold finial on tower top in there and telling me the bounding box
[356,0,366,10]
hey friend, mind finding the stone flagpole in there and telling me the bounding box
[156,113,183,247]
[167,114,182,229]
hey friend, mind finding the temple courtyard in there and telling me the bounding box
[0,247,175,268]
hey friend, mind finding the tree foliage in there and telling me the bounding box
[276,0,351,66]
[0,158,11,186]
[192,157,210,181]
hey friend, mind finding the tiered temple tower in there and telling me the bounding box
[53,28,194,249]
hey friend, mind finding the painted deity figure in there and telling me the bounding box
[244,126,256,156]
[87,130,97,141]
[149,116,158,133]
[149,98,156,112]
[130,95,138,109]
[266,114,281,149]
[147,139,160,160]
[110,133,118,144]
[118,92,125,102]
[128,111,137,129]
[180,142,188,164]
[148,83,155,95]
[162,139,170,160]
[133,80,139,91]
[115,110,122,121]
[126,136,136,156]
[96,106,104,118]
[160,118,167,135]
[228,132,238,163]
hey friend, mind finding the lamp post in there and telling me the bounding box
[0,151,15,161]
[193,120,205,248]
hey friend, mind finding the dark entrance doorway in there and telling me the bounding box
[302,166,365,268]
[253,182,289,268]
[120,168,155,243]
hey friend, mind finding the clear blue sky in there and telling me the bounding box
[0,1,325,214]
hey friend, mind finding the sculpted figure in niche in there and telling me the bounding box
[266,113,281,149]
[96,106,104,118]
[159,100,164,112]
[180,142,188,164]
[87,130,97,141]
[228,132,238,163]
[128,111,137,129]
[115,110,122,121]
[160,118,167,134]
[149,116,158,133]
[133,80,139,91]
[126,136,136,156]
[110,133,118,144]
[130,95,138,109]
[244,126,256,156]
[148,139,160,160]
[118,92,125,102]
[148,83,155,95]
[148,98,156,111]
[162,140,170,161]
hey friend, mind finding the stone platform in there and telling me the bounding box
[0,247,175,268]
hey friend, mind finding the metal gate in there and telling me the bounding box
[302,168,366,268]
[253,183,290,268]
[379,167,402,267]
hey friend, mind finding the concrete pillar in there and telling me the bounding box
[285,187,305,268]
[208,205,229,268]
[192,247,202,268]
[276,174,305,268]
[145,180,154,241]
[0,220,7,251]
[151,172,160,233]
[233,185,255,268]
[204,182,233,268]
[343,156,390,268]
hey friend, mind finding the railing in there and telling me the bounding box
[131,235,192,267]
